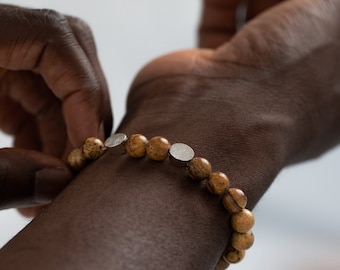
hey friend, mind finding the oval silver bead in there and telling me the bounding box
[105,133,128,154]
[169,143,195,162]
[105,133,128,148]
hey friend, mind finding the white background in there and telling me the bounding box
[0,1,339,269]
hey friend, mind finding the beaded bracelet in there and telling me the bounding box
[68,133,255,269]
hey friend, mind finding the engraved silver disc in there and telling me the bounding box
[169,143,195,162]
[105,133,127,148]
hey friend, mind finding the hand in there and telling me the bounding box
[116,0,340,268]
[0,1,339,269]
[0,4,112,215]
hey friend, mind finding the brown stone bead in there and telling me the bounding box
[224,245,245,264]
[231,208,255,233]
[82,137,105,160]
[231,231,254,250]
[206,172,230,195]
[68,148,87,170]
[145,136,171,161]
[222,188,247,213]
[187,157,212,181]
[125,134,148,158]
[214,256,229,270]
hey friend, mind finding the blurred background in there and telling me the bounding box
[0,1,339,269]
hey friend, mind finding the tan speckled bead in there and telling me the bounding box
[125,134,148,158]
[82,137,105,160]
[206,172,230,195]
[145,136,171,161]
[68,148,87,170]
[231,209,255,233]
[222,188,247,213]
[223,245,246,264]
[231,231,254,250]
[187,157,212,181]
[214,256,229,270]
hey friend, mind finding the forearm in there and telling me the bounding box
[0,147,252,270]
[2,1,340,269]
[0,74,286,268]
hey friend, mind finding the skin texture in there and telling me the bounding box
[1,0,340,269]
[0,5,112,215]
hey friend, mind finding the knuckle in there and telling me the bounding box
[67,15,93,37]
[39,8,66,24]
[33,8,71,37]
[83,79,102,99]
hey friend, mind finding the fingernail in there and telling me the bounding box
[34,167,72,204]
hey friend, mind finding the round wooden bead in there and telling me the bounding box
[125,134,148,158]
[222,188,247,213]
[231,231,254,250]
[145,136,171,161]
[68,148,86,170]
[231,208,255,233]
[206,172,230,195]
[224,246,245,264]
[214,256,230,270]
[82,137,105,160]
[187,157,212,181]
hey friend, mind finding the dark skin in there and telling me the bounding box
[0,5,112,215]
[1,0,340,269]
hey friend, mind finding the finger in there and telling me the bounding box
[0,5,106,147]
[66,16,113,138]
[0,95,41,151]
[199,0,242,48]
[1,71,55,116]
[213,0,338,66]
[0,148,72,210]
[0,74,57,154]
[0,71,66,156]
[13,117,41,152]
[0,96,27,135]
[0,97,65,158]
[17,205,44,218]
[36,102,67,157]
[246,0,283,20]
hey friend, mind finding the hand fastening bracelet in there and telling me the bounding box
[68,133,255,269]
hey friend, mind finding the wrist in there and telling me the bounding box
[78,133,259,268]
[0,149,232,270]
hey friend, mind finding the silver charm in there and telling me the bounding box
[105,133,127,154]
[169,143,195,162]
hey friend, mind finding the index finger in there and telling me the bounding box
[0,5,106,147]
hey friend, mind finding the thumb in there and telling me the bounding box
[0,148,72,210]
